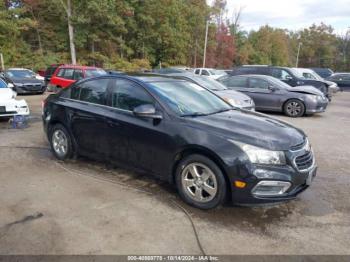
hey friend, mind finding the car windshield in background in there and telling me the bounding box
[191,76,227,91]
[148,81,231,116]
[85,69,106,77]
[6,70,34,79]
[0,79,7,88]
[290,68,308,79]
[209,69,226,75]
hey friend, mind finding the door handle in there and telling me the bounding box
[107,120,120,127]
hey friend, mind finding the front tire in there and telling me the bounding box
[175,154,227,209]
[284,99,305,117]
[49,124,73,160]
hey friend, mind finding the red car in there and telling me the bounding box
[48,65,106,90]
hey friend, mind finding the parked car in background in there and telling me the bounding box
[293,68,339,93]
[159,72,255,110]
[44,64,64,87]
[229,65,333,100]
[43,74,316,209]
[6,68,44,81]
[326,73,350,91]
[2,68,46,94]
[310,68,334,79]
[0,78,29,118]
[194,68,227,79]
[48,65,106,91]
[218,74,328,117]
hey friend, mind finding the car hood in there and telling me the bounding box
[214,89,251,101]
[0,88,15,101]
[287,85,323,96]
[186,110,305,151]
[10,77,43,84]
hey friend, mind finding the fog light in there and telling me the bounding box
[252,181,291,196]
[234,180,246,188]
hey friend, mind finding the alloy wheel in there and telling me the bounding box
[181,163,218,203]
[52,129,68,157]
[286,101,302,116]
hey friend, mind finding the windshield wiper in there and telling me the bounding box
[208,108,232,115]
[181,112,209,117]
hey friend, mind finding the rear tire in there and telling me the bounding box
[49,124,73,160]
[175,154,227,209]
[283,99,305,117]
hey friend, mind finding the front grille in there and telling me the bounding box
[23,84,42,91]
[295,151,313,171]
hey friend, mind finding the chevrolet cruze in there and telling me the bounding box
[42,74,316,209]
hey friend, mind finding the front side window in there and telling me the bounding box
[111,79,154,111]
[227,76,247,87]
[148,81,231,116]
[249,78,269,89]
[73,69,84,80]
[272,69,292,80]
[79,79,109,105]
[63,69,74,79]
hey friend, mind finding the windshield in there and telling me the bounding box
[6,70,35,79]
[85,69,106,77]
[148,81,231,116]
[190,76,227,91]
[0,79,7,88]
[209,69,226,75]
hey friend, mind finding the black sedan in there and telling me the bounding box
[43,74,316,209]
[2,69,46,94]
[218,74,328,117]
[326,73,350,91]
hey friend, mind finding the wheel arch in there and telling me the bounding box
[171,145,232,200]
[282,98,306,113]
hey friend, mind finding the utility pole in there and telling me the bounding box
[67,0,76,64]
[202,20,209,68]
[0,53,4,70]
[295,42,302,68]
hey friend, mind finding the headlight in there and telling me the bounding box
[297,81,305,85]
[14,83,23,87]
[224,98,243,107]
[230,140,286,165]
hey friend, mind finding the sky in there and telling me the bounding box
[209,0,350,35]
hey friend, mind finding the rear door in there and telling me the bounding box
[69,78,111,158]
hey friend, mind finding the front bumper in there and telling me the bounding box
[15,85,46,94]
[0,99,30,117]
[231,165,316,205]
[306,99,328,114]
[228,141,316,205]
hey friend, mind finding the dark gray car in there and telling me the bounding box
[218,74,329,117]
[156,72,255,110]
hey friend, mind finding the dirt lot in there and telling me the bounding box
[0,92,350,255]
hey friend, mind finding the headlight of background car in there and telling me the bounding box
[14,83,23,87]
[224,98,243,107]
[230,140,286,165]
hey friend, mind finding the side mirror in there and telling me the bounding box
[269,85,278,91]
[133,104,162,119]
[285,75,293,81]
[7,83,14,89]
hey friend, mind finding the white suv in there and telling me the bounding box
[194,68,227,80]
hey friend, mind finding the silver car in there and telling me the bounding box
[161,73,255,110]
[218,74,329,117]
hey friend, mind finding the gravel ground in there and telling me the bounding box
[0,91,349,255]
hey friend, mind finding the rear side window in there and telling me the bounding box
[79,79,110,105]
[63,69,74,79]
[73,69,83,80]
[111,79,154,111]
[195,69,200,75]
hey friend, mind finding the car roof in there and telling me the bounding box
[7,68,32,71]
[58,65,101,70]
[228,74,273,79]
